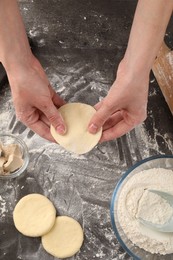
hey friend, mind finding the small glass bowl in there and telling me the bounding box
[110,155,173,260]
[0,134,29,179]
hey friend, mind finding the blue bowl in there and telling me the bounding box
[110,155,173,260]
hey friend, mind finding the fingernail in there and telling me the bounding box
[89,123,98,134]
[56,125,66,135]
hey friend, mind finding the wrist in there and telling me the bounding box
[3,53,45,94]
[1,47,33,74]
[117,57,150,84]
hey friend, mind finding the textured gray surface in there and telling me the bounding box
[0,1,173,260]
[0,63,7,88]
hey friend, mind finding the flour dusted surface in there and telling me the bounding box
[117,168,173,255]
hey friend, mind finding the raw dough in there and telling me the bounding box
[4,154,23,172]
[0,142,23,175]
[13,194,56,237]
[50,103,102,154]
[2,143,22,158]
[0,157,6,173]
[42,216,84,258]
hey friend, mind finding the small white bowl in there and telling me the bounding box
[0,134,29,179]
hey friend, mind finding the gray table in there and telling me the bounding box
[0,1,173,259]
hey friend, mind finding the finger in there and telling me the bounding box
[52,93,66,107]
[93,100,103,111]
[48,84,66,107]
[102,111,123,131]
[40,113,50,127]
[88,102,117,134]
[16,108,56,141]
[39,101,66,135]
[99,119,135,143]
[28,120,56,142]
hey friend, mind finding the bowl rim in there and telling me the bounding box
[0,133,29,179]
[110,154,173,259]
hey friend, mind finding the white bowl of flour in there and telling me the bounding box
[110,155,173,259]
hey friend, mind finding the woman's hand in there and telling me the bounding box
[8,55,66,141]
[88,0,173,143]
[88,60,149,142]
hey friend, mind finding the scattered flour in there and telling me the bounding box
[0,195,7,217]
[117,168,173,255]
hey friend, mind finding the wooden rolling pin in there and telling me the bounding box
[152,41,173,115]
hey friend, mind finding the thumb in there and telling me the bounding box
[88,103,112,134]
[42,103,66,135]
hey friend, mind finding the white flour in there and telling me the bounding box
[136,190,173,225]
[117,168,173,255]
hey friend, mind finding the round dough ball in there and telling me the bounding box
[13,194,56,237]
[50,103,102,154]
[42,216,84,259]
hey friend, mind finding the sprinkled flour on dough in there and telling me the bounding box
[117,168,173,255]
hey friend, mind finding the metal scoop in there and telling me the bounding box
[139,189,173,232]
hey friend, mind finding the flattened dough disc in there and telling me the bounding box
[13,194,56,237]
[42,216,84,259]
[50,103,102,154]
